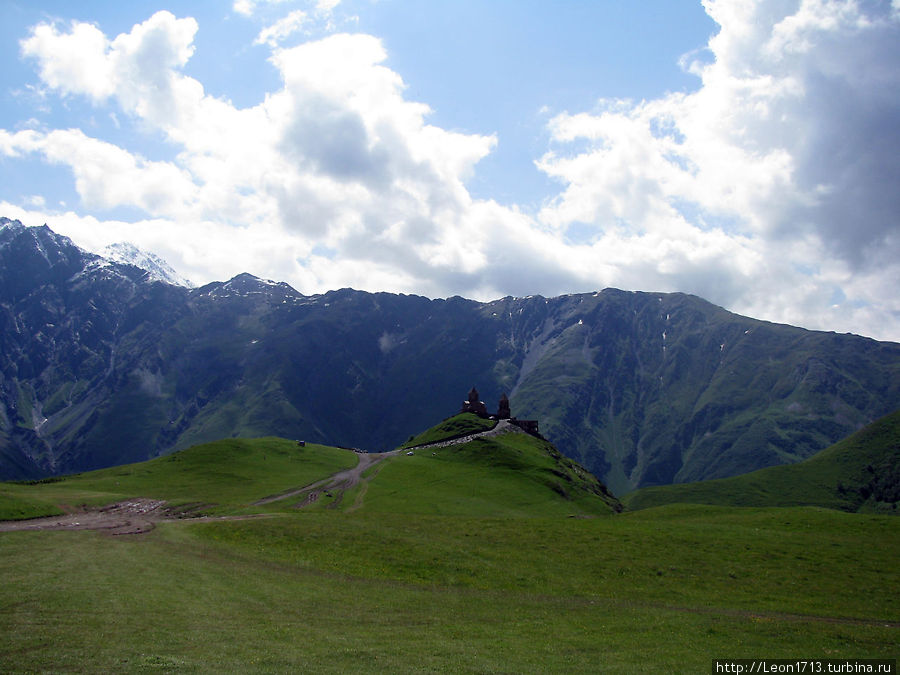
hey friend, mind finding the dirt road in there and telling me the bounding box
[253,449,401,508]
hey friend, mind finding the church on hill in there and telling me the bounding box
[460,386,539,435]
[460,386,489,417]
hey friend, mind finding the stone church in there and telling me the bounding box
[461,386,495,417]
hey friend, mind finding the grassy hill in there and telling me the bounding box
[0,420,620,519]
[0,437,358,520]
[372,422,621,516]
[400,412,497,448]
[1,426,898,672]
[624,409,900,512]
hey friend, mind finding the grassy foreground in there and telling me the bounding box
[1,433,898,672]
[1,506,897,672]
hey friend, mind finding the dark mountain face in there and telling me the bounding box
[0,218,190,478]
[2,218,899,491]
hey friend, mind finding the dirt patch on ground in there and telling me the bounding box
[0,498,170,536]
[0,440,484,533]
[0,499,269,536]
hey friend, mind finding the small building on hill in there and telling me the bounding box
[459,386,539,436]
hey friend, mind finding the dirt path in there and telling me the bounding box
[253,449,402,508]
[0,449,405,533]
[409,419,520,450]
[254,423,522,509]
[0,498,172,536]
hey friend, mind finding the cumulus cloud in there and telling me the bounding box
[2,129,199,216]
[10,12,499,295]
[5,2,900,342]
[19,20,117,102]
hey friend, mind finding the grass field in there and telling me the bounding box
[1,431,898,673]
[363,431,620,516]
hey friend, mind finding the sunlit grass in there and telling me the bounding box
[1,433,897,672]
[401,412,496,448]
[1,506,896,673]
[0,437,357,518]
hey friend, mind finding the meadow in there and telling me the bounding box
[1,431,897,673]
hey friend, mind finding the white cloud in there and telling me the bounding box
[20,20,116,102]
[233,0,293,17]
[255,9,308,47]
[2,129,199,217]
[10,16,500,294]
[315,0,341,13]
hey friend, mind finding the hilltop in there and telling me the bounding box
[358,413,622,516]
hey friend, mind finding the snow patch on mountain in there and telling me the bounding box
[101,242,194,288]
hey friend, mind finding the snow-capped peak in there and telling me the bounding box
[101,242,194,288]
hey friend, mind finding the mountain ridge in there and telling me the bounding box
[2,218,899,492]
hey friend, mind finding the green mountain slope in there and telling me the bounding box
[401,412,497,448]
[506,291,900,493]
[624,409,900,512]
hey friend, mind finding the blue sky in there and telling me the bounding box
[1,0,898,341]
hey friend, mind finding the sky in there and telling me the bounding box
[1,0,898,342]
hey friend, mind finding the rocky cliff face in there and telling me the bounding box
[2,218,899,490]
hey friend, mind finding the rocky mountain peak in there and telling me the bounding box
[101,242,194,288]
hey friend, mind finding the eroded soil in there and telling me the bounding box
[0,498,172,536]
[0,498,270,536]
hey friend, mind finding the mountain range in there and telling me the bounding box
[2,217,899,492]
